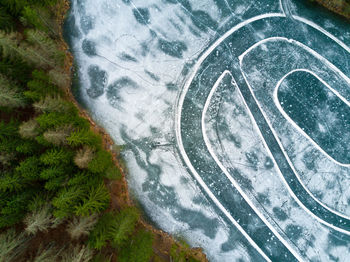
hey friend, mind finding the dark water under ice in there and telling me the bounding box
[66,0,350,260]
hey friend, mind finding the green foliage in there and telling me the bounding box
[67,129,102,148]
[21,6,46,31]
[88,212,115,250]
[36,111,89,131]
[40,166,65,180]
[104,166,122,180]
[109,207,140,247]
[25,29,64,66]
[118,229,154,262]
[16,156,42,180]
[74,183,110,217]
[88,207,140,250]
[16,139,39,154]
[0,74,26,108]
[52,186,83,219]
[0,173,24,192]
[0,57,31,84]
[87,150,113,174]
[44,176,66,191]
[0,7,14,32]
[0,190,33,228]
[40,148,73,166]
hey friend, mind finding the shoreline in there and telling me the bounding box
[57,0,207,261]
[312,0,350,19]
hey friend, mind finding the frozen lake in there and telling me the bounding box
[66,0,350,260]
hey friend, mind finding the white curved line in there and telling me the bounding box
[239,70,350,235]
[239,40,350,232]
[239,37,350,222]
[240,37,350,167]
[274,69,350,166]
[175,14,285,261]
[176,71,272,261]
[202,71,304,261]
[175,12,350,260]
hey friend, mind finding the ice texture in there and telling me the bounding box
[66,0,350,261]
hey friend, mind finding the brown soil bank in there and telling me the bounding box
[58,0,208,261]
[311,0,350,19]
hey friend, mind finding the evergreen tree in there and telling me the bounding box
[40,148,73,166]
[33,95,70,113]
[0,7,14,32]
[118,229,154,262]
[74,146,95,169]
[67,129,102,148]
[52,186,84,218]
[43,125,72,145]
[74,183,110,217]
[109,207,139,247]
[18,119,39,139]
[87,150,113,174]
[0,74,26,108]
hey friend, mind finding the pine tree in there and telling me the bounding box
[18,119,39,138]
[48,68,70,89]
[0,7,14,33]
[52,186,84,218]
[25,29,64,66]
[66,215,98,239]
[33,95,70,113]
[0,74,26,108]
[0,228,27,262]
[15,156,41,180]
[43,125,72,145]
[74,183,110,217]
[23,204,57,235]
[118,229,154,262]
[87,150,113,174]
[67,129,102,148]
[74,146,95,169]
[40,148,73,166]
[109,207,139,247]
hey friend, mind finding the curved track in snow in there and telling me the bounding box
[175,13,350,261]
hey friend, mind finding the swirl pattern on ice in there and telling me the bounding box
[67,0,350,261]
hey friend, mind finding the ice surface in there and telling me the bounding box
[66,0,350,261]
